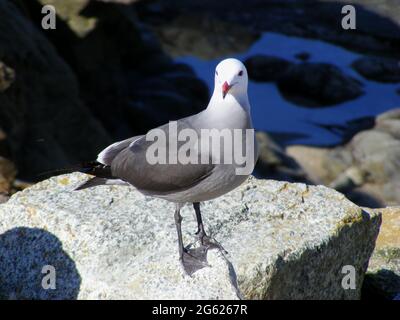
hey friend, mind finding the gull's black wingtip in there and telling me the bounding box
[74,177,109,191]
[78,161,114,179]
[37,161,113,180]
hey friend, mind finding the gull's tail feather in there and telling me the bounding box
[36,161,112,180]
[37,161,128,190]
[73,161,130,191]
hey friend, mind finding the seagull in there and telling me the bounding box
[76,58,258,275]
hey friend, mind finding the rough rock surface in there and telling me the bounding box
[0,173,381,299]
[363,207,400,299]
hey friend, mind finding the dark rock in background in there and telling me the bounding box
[244,55,293,82]
[277,63,364,107]
[96,0,140,3]
[0,1,111,180]
[294,52,311,62]
[352,56,400,83]
[137,0,400,60]
[244,55,369,108]
[0,0,210,181]
[138,11,260,60]
[28,0,209,138]
[310,116,376,146]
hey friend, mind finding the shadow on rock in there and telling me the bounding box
[344,189,384,209]
[0,227,81,300]
[362,269,400,300]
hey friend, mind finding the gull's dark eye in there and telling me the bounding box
[238,70,243,76]
[215,70,218,76]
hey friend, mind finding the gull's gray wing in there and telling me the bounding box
[110,116,215,194]
[97,136,143,166]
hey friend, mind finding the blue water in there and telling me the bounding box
[177,32,400,146]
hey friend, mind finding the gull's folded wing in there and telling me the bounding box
[111,117,215,194]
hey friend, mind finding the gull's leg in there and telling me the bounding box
[174,203,185,261]
[174,203,208,276]
[193,202,205,237]
[193,202,227,254]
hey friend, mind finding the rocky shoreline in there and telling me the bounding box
[137,0,400,60]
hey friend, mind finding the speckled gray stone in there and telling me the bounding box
[0,173,381,299]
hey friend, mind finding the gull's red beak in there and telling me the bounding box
[222,81,231,99]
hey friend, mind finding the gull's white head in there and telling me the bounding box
[214,58,248,100]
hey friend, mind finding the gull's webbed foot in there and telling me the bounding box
[180,246,209,276]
